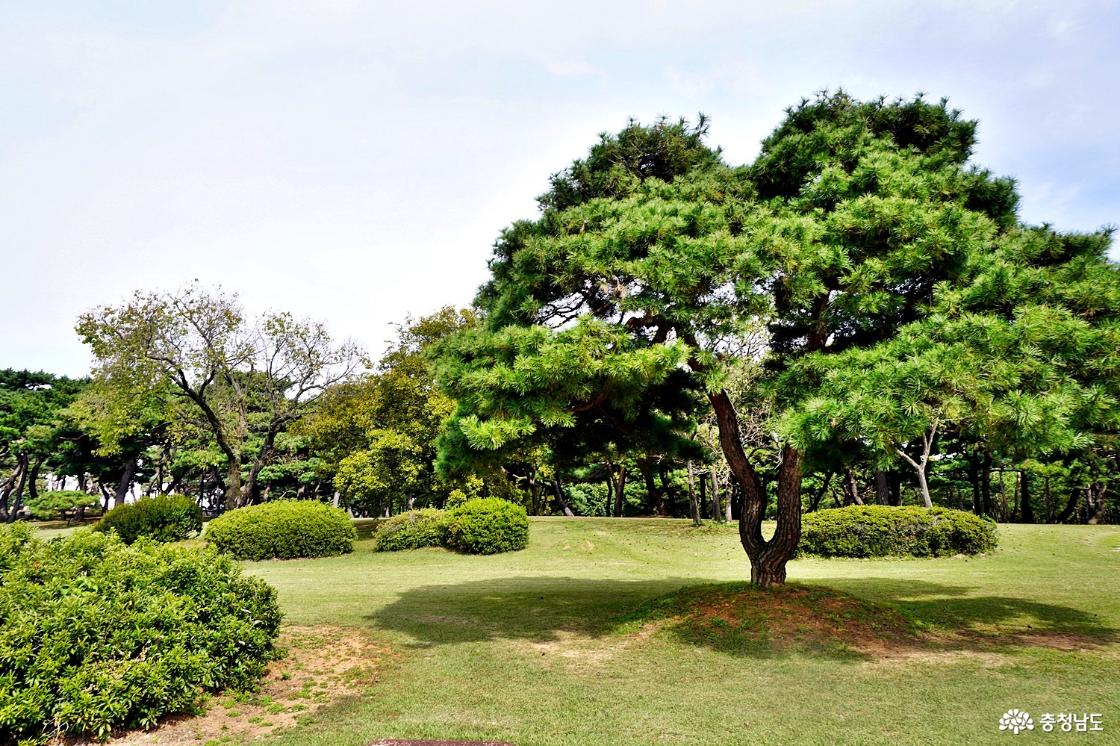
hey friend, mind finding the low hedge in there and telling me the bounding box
[0,524,280,743]
[206,500,356,560]
[799,505,998,558]
[94,494,202,544]
[373,508,449,552]
[445,498,529,555]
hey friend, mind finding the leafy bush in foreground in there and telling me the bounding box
[94,494,202,544]
[0,524,280,743]
[445,498,529,555]
[373,508,449,552]
[206,500,356,560]
[25,490,100,522]
[799,505,998,558]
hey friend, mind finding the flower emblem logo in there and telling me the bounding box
[999,709,1035,735]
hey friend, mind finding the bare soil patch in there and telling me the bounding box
[70,625,388,745]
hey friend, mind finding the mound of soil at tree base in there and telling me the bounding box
[621,582,1119,660]
[620,583,925,658]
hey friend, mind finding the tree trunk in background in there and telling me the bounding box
[113,458,136,508]
[808,471,833,512]
[27,459,42,502]
[981,453,993,516]
[552,478,575,517]
[1086,483,1108,524]
[639,460,665,516]
[225,458,243,510]
[1019,471,1034,523]
[698,468,706,516]
[686,461,700,526]
[874,469,891,505]
[710,469,723,523]
[889,472,902,506]
[612,464,626,518]
[658,468,675,511]
[527,470,540,515]
[967,456,981,514]
[7,455,29,522]
[604,466,614,517]
[843,469,863,505]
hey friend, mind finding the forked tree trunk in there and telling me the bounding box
[708,390,801,587]
[896,420,938,509]
[1086,483,1108,525]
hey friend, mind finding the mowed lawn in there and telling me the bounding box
[235,518,1119,745]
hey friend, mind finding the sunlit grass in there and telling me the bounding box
[223,518,1120,745]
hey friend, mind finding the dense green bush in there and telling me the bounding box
[373,508,450,552]
[94,494,202,544]
[206,500,356,560]
[25,490,100,522]
[445,498,529,555]
[799,505,998,558]
[0,524,280,743]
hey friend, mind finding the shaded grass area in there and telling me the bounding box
[236,519,1120,745]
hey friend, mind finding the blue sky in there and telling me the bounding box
[2,1,1117,375]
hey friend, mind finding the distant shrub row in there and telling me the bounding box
[206,500,356,560]
[0,524,280,743]
[374,498,529,555]
[95,494,202,544]
[799,505,998,558]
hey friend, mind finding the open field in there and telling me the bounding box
[189,517,1120,746]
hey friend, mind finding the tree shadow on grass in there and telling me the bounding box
[367,576,1119,662]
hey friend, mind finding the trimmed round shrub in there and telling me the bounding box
[799,505,998,558]
[0,523,280,743]
[445,498,529,555]
[94,494,202,544]
[206,500,356,560]
[373,508,449,552]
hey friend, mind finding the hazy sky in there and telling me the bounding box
[3,1,1118,376]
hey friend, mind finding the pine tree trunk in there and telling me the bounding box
[874,470,891,505]
[113,458,136,508]
[613,465,626,518]
[687,461,700,526]
[552,478,575,517]
[1019,471,1034,523]
[708,390,801,586]
[710,469,723,523]
[225,458,242,510]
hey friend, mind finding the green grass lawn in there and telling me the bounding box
[221,517,1120,746]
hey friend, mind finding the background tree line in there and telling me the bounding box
[2,96,1116,569]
